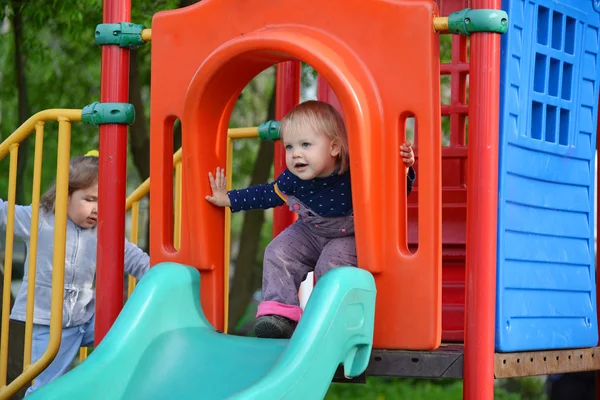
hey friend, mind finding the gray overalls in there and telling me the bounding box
[257,185,357,321]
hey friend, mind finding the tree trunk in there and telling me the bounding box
[12,0,30,206]
[128,49,152,251]
[128,49,150,182]
[0,267,28,399]
[228,94,276,332]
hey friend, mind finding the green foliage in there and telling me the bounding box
[326,377,539,400]
[0,0,182,201]
[327,378,463,400]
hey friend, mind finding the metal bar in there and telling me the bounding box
[95,0,131,345]
[174,161,182,251]
[221,127,259,333]
[0,145,19,387]
[273,61,301,237]
[141,29,151,42]
[224,137,233,333]
[79,347,88,364]
[227,127,259,139]
[434,17,449,33]
[23,122,45,370]
[0,110,82,160]
[128,201,140,298]
[125,181,150,211]
[125,148,179,210]
[463,0,501,398]
[0,118,73,399]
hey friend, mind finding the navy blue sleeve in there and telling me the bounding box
[227,182,284,213]
[407,166,416,195]
[227,170,297,213]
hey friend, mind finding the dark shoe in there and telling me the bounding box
[254,315,295,339]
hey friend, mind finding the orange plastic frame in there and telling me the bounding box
[149,0,442,350]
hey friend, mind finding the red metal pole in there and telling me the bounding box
[95,0,131,344]
[463,0,501,397]
[273,61,301,237]
[317,75,343,117]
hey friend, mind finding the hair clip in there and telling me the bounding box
[85,150,99,157]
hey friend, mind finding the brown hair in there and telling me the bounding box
[40,155,99,213]
[280,100,350,174]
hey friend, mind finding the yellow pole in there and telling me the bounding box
[125,148,182,211]
[227,127,259,140]
[221,128,258,334]
[433,17,449,33]
[174,162,182,250]
[223,136,234,334]
[141,29,152,42]
[23,122,45,370]
[79,347,88,363]
[0,144,20,387]
[0,118,73,400]
[127,201,140,298]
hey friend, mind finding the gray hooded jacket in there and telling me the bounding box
[1,199,149,327]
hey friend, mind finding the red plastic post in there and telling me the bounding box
[463,0,501,398]
[317,75,344,117]
[273,61,301,237]
[95,0,131,345]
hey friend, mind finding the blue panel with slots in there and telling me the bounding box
[496,0,600,351]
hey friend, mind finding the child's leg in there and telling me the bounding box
[258,222,322,322]
[314,235,357,281]
[25,324,85,396]
[81,314,95,347]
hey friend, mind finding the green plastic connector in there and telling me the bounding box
[258,120,281,141]
[448,8,508,35]
[95,22,146,48]
[82,102,135,126]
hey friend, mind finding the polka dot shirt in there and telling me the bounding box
[228,169,353,216]
[227,167,416,216]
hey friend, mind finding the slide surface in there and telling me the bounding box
[29,263,375,400]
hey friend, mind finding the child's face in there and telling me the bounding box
[68,183,98,229]
[283,128,340,180]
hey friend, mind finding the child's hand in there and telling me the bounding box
[400,140,415,170]
[206,167,231,207]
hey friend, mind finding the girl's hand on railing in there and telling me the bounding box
[400,140,415,174]
[205,167,231,208]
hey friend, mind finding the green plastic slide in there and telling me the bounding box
[29,262,376,399]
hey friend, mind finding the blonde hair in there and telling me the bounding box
[280,100,349,174]
[40,155,99,213]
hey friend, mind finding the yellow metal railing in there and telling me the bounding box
[116,126,260,335]
[124,147,183,296]
[0,109,259,393]
[0,109,81,400]
[224,127,260,333]
[81,126,261,364]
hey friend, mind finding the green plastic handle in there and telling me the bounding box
[258,120,281,141]
[448,8,509,35]
[82,102,135,126]
[95,22,146,48]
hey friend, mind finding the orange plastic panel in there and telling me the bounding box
[149,0,442,349]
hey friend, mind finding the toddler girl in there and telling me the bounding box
[1,152,150,395]
[206,101,415,339]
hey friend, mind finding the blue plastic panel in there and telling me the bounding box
[497,0,600,352]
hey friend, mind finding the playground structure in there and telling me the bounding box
[0,0,598,399]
